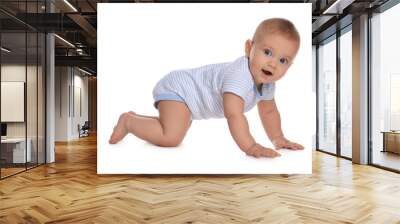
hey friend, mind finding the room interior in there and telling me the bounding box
[0,0,399,223]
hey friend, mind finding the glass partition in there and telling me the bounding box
[0,31,27,177]
[0,1,46,179]
[317,36,337,155]
[371,3,400,171]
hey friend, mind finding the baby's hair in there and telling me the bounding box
[253,18,300,44]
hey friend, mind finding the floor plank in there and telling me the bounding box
[1,134,400,223]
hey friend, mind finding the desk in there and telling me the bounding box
[1,138,31,163]
[381,131,400,154]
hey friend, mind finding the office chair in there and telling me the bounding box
[79,121,90,138]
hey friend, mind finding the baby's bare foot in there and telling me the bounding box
[109,112,132,144]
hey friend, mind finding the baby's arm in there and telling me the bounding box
[257,100,304,150]
[223,93,280,158]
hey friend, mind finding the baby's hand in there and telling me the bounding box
[243,143,281,158]
[272,137,304,150]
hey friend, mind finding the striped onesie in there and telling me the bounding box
[152,56,276,120]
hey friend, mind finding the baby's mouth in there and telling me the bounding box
[262,69,273,76]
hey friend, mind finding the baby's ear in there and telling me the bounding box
[245,39,252,57]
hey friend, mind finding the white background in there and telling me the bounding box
[98,3,313,174]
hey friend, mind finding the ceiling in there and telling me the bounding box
[0,0,393,75]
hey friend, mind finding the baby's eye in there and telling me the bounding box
[279,57,289,65]
[264,49,273,57]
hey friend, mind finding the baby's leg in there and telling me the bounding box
[127,111,158,120]
[109,101,191,146]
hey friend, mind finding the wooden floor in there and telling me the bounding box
[373,150,400,171]
[0,167,26,178]
[1,135,400,223]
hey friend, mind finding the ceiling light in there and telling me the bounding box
[63,0,78,12]
[54,34,75,48]
[1,47,11,53]
[323,0,355,15]
[78,67,93,76]
[76,48,85,55]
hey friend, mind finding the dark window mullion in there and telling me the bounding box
[316,45,319,151]
[336,29,341,157]
[367,11,373,165]
[36,0,39,167]
[0,23,2,179]
[25,0,28,171]
[44,0,48,164]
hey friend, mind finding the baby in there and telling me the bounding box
[109,18,304,158]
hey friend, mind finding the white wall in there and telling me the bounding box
[73,73,89,137]
[55,67,89,141]
[55,66,69,141]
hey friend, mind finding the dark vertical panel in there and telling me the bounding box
[367,11,372,165]
[25,0,28,171]
[59,68,61,117]
[338,33,341,157]
[316,45,319,150]
[0,19,2,179]
[72,68,74,118]
[44,0,48,164]
[37,0,39,167]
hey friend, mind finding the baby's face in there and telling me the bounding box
[245,33,299,85]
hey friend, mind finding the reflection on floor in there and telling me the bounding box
[0,163,41,178]
[340,147,352,158]
[373,150,400,171]
[0,167,25,178]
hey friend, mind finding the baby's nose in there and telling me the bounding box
[267,58,278,68]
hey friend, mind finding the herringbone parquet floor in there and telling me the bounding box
[1,134,400,223]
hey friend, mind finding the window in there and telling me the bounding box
[339,28,352,158]
[318,36,337,155]
[371,2,400,171]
